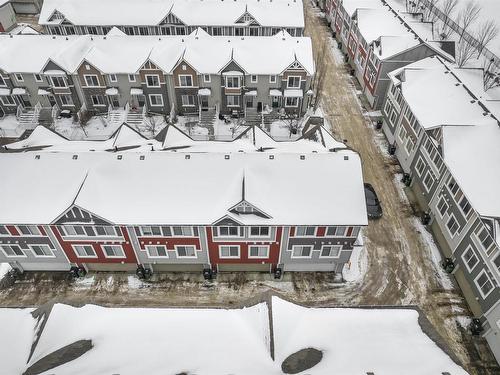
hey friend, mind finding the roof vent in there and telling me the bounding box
[300,155,305,160]
[35,155,40,159]
[185,154,191,159]
[117,155,123,160]
[344,155,349,160]
[269,155,274,159]
[72,155,78,160]
[225,155,230,160]
[140,155,145,160]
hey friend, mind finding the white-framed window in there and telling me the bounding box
[128,74,136,82]
[95,226,118,236]
[60,225,85,236]
[34,74,43,82]
[29,245,54,257]
[171,226,193,237]
[149,94,163,107]
[72,244,97,258]
[176,245,197,258]
[51,76,66,88]
[139,226,162,236]
[102,245,125,258]
[291,245,312,258]
[249,226,270,237]
[0,75,6,86]
[477,227,494,253]
[84,75,99,87]
[423,171,434,192]
[295,226,316,237]
[383,100,392,117]
[437,197,448,217]
[287,76,301,88]
[415,157,425,177]
[225,76,240,88]
[493,253,500,274]
[462,246,479,272]
[248,245,269,258]
[15,73,24,82]
[109,74,117,82]
[178,75,193,87]
[203,74,211,83]
[0,225,9,235]
[285,97,299,107]
[181,94,195,106]
[0,245,25,257]
[227,95,240,107]
[59,94,73,106]
[458,196,472,217]
[146,245,168,257]
[325,226,348,236]
[405,137,414,154]
[250,75,258,83]
[474,270,494,298]
[320,245,341,258]
[17,225,41,236]
[269,75,277,83]
[146,75,160,87]
[0,96,15,106]
[389,110,398,126]
[219,245,240,258]
[446,215,459,237]
[90,95,105,106]
[213,226,242,237]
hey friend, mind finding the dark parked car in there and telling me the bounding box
[364,183,382,219]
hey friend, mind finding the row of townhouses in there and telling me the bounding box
[0,31,314,124]
[380,55,500,362]
[0,0,16,32]
[0,123,368,276]
[323,0,455,109]
[38,0,305,37]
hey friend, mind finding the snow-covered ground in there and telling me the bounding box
[342,232,368,283]
[0,297,468,374]
[0,115,24,138]
[0,263,11,280]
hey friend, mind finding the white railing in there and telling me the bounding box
[77,102,87,122]
[33,102,42,124]
[51,104,59,125]
[16,105,22,120]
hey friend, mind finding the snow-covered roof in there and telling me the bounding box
[373,35,420,60]
[356,8,414,45]
[0,32,314,75]
[39,0,304,28]
[342,0,384,17]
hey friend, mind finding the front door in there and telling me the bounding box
[48,95,57,107]
[15,95,31,108]
[201,96,208,110]
[246,97,253,109]
[257,101,262,112]
[108,96,119,108]
[138,95,145,107]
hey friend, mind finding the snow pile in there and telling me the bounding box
[342,232,368,282]
[0,262,11,280]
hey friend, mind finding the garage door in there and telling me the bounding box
[152,263,204,272]
[19,262,69,272]
[12,3,39,14]
[85,263,137,272]
[217,263,271,272]
[284,263,336,272]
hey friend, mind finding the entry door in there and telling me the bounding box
[201,97,208,110]
[246,97,253,109]
[48,95,57,106]
[15,95,31,108]
[138,95,146,107]
[108,96,119,108]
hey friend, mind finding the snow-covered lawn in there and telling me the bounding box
[0,263,11,280]
[0,115,24,138]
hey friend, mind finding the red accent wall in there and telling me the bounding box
[51,226,138,264]
[6,226,19,235]
[206,227,282,267]
[347,34,357,58]
[317,227,326,237]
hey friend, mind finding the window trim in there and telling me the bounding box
[319,245,342,258]
[34,74,43,83]
[83,74,100,87]
[290,245,313,259]
[28,244,55,258]
[145,245,168,258]
[474,270,494,299]
[0,244,26,258]
[178,74,194,87]
[15,73,24,82]
[446,214,459,238]
[149,94,164,107]
[436,197,448,218]
[248,245,270,259]
[71,244,98,258]
[294,226,317,237]
[250,75,258,83]
[287,75,301,88]
[249,226,270,238]
[285,97,299,107]
[218,245,240,259]
[102,244,126,258]
[109,74,117,82]
[0,96,16,106]
[128,74,136,82]
[461,245,479,273]
[213,226,242,238]
[422,170,434,193]
[203,74,211,83]
[145,74,161,88]
[90,94,106,106]
[415,156,426,177]
[181,94,195,107]
[175,245,197,258]
[269,75,277,83]
[16,225,41,236]
[226,94,240,107]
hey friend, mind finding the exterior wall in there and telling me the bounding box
[42,60,81,112]
[0,225,70,271]
[220,61,245,115]
[484,304,500,364]
[0,3,16,32]
[77,61,107,113]
[140,61,170,114]
[0,69,16,115]
[107,73,139,108]
[172,60,199,115]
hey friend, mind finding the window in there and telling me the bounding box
[84,75,99,87]
[0,245,24,257]
[251,75,258,83]
[139,26,149,35]
[423,171,434,192]
[287,76,301,88]
[149,94,163,106]
[291,245,312,258]
[269,75,277,83]
[227,95,240,106]
[87,26,98,34]
[59,94,73,106]
[34,74,43,82]
[171,226,193,236]
[447,178,459,195]
[295,226,316,236]
[109,74,117,82]
[146,245,168,257]
[212,27,223,36]
[214,226,242,237]
[493,253,500,274]
[181,95,195,106]
[446,215,459,237]
[477,228,494,252]
[249,245,269,258]
[146,75,160,87]
[15,73,23,82]
[250,226,270,237]
[383,100,392,117]
[0,96,15,106]
[72,245,97,257]
[219,245,240,258]
[140,226,162,236]
[459,196,472,216]
[235,27,244,36]
[0,226,8,235]
[95,226,118,236]
[462,246,479,272]
[415,157,425,177]
[326,226,347,236]
[51,76,66,88]
[389,110,397,126]
[90,95,105,106]
[128,74,136,82]
[0,76,5,86]
[60,225,86,236]
[320,245,341,258]
[30,245,53,257]
[203,74,211,83]
[102,245,125,258]
[17,225,41,236]
[178,75,193,87]
[226,76,240,88]
[474,271,494,298]
[176,245,196,258]
[437,197,448,217]
[285,97,299,107]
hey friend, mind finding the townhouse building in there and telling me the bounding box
[325,0,454,109]
[380,56,500,362]
[0,0,16,32]
[0,123,368,276]
[39,0,304,37]
[0,32,314,122]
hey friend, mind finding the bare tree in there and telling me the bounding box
[475,20,498,57]
[483,58,500,91]
[456,40,477,67]
[423,0,439,23]
[143,116,165,137]
[439,0,459,39]
[457,0,481,42]
[312,38,329,111]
